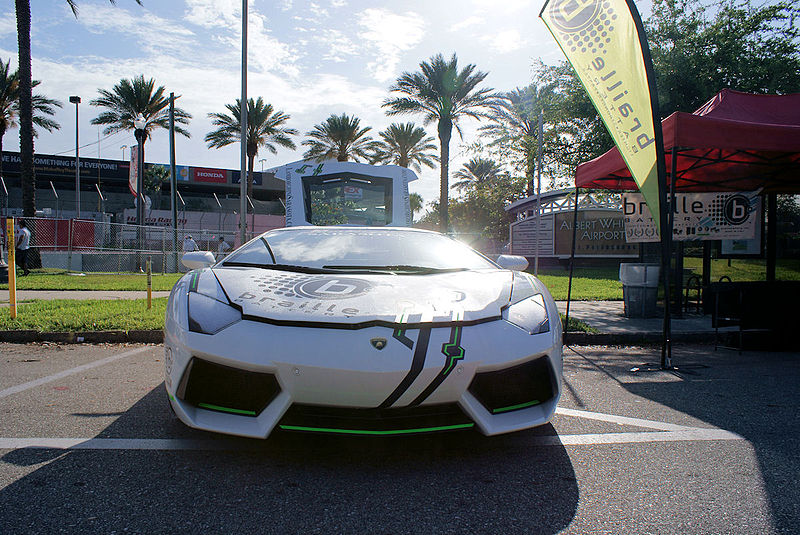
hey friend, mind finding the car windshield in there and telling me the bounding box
[303,175,392,226]
[222,228,496,272]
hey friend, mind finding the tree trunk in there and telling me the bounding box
[16,0,35,217]
[438,118,452,233]
[0,131,5,185]
[526,147,535,197]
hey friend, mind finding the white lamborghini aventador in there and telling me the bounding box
[164,226,562,438]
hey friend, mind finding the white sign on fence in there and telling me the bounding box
[623,191,761,243]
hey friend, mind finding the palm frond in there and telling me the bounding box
[90,74,192,141]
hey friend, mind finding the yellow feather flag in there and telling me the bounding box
[541,0,663,235]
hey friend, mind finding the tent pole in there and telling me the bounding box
[659,149,675,369]
[563,186,579,347]
[767,193,777,282]
[670,147,681,318]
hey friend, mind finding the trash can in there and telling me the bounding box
[619,263,660,318]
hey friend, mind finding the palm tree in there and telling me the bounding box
[90,75,192,182]
[0,58,61,190]
[370,122,438,171]
[206,97,297,198]
[409,192,424,222]
[383,53,503,232]
[302,113,375,162]
[452,157,503,193]
[14,0,141,216]
[481,85,554,196]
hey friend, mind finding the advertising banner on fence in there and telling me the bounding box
[623,192,761,242]
[541,0,662,235]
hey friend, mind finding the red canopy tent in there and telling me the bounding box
[576,89,800,192]
[562,90,800,359]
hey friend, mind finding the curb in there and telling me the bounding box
[0,330,163,344]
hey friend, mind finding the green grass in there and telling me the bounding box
[561,314,597,333]
[1,271,183,291]
[683,257,800,282]
[0,299,167,332]
[536,267,623,301]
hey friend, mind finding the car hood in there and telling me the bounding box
[213,267,513,326]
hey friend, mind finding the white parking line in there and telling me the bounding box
[0,427,744,451]
[0,346,152,400]
[556,407,695,432]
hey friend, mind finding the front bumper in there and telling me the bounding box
[165,310,562,439]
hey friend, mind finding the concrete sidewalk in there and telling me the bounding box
[556,300,715,335]
[1,290,171,305]
[556,300,719,345]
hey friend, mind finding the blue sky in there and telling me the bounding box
[0,0,649,202]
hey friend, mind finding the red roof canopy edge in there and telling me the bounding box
[575,89,800,193]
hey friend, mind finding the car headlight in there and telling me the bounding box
[187,270,241,335]
[503,273,550,334]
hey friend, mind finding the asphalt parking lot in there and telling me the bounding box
[1,342,797,534]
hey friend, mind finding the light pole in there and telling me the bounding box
[259,158,266,172]
[120,144,127,161]
[69,96,81,218]
[134,114,146,269]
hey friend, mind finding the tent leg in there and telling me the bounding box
[563,186,580,347]
[767,193,777,283]
[659,148,678,369]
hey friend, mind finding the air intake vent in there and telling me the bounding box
[468,356,556,414]
[177,358,280,417]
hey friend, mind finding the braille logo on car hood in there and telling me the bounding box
[214,268,513,326]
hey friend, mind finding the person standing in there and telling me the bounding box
[216,236,231,260]
[182,234,198,252]
[16,219,31,276]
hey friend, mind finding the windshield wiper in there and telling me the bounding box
[322,264,466,274]
[221,261,335,274]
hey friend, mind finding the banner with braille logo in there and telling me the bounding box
[541,0,662,234]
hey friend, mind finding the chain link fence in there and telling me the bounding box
[2,217,257,274]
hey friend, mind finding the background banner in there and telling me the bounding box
[623,191,761,242]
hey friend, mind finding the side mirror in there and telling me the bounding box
[182,251,216,270]
[496,254,529,272]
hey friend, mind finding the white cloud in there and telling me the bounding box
[450,16,482,32]
[330,0,347,7]
[0,12,15,39]
[483,29,525,53]
[357,8,426,82]
[183,0,297,76]
[76,5,195,57]
[184,0,240,28]
[315,29,359,62]
[246,12,299,75]
[309,2,329,18]
[471,0,530,13]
